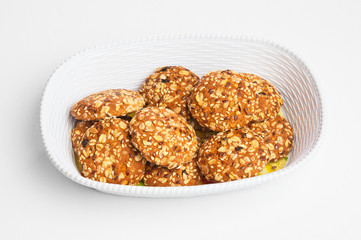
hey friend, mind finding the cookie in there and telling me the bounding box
[71,121,94,148]
[71,89,144,121]
[139,66,199,120]
[75,118,145,185]
[248,113,294,161]
[129,107,198,169]
[197,129,270,183]
[188,70,283,131]
[240,73,283,122]
[188,70,251,131]
[143,158,201,187]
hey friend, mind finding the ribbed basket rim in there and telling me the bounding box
[40,34,323,197]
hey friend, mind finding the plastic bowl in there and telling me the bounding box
[40,35,322,197]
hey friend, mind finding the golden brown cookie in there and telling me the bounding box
[188,70,251,131]
[129,107,197,169]
[139,66,199,120]
[71,89,144,121]
[71,121,94,174]
[197,129,270,183]
[71,121,94,148]
[248,113,294,161]
[240,73,283,122]
[143,158,201,187]
[188,70,283,131]
[75,118,145,185]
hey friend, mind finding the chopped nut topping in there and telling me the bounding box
[74,118,145,184]
[71,89,145,121]
[139,66,199,120]
[248,113,294,162]
[188,71,283,131]
[129,107,197,169]
[198,128,270,183]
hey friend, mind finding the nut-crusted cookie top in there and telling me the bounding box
[197,129,270,183]
[188,70,252,131]
[248,113,294,161]
[129,107,197,169]
[75,118,145,185]
[71,89,144,121]
[188,70,283,131]
[139,66,199,120]
[240,73,283,122]
[143,158,201,187]
[71,121,94,148]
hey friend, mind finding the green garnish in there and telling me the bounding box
[137,180,145,186]
[127,112,135,118]
[74,152,83,173]
[258,156,289,175]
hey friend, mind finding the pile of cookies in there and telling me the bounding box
[70,66,294,187]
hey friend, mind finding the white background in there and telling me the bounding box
[1,0,360,239]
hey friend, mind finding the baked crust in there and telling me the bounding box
[197,128,270,182]
[188,70,283,131]
[140,66,199,120]
[143,158,201,187]
[75,118,145,184]
[71,89,144,121]
[248,113,293,161]
[129,107,197,169]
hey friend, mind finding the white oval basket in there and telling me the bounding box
[40,35,322,197]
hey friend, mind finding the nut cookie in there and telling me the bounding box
[240,73,283,122]
[188,70,253,131]
[188,70,283,131]
[139,66,199,120]
[71,121,94,148]
[197,129,270,183]
[75,118,145,184]
[248,113,294,161]
[129,107,197,169]
[71,121,94,174]
[143,158,201,187]
[71,89,144,121]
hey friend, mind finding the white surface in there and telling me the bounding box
[1,0,360,239]
[41,36,322,197]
